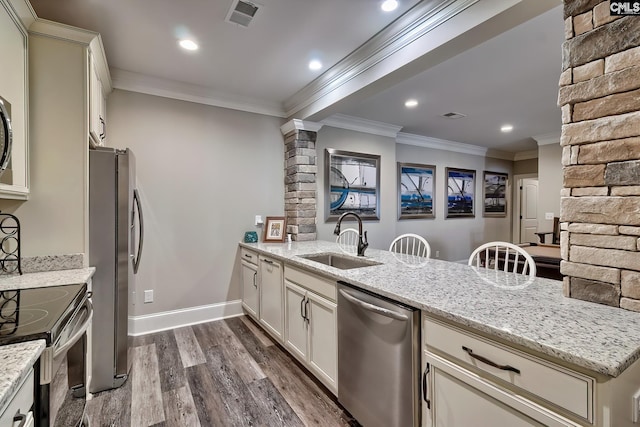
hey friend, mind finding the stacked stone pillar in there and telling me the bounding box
[282,123,320,241]
[559,1,640,310]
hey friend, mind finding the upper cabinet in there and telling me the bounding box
[89,51,108,147]
[0,0,30,199]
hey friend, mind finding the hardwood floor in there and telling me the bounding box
[86,316,359,427]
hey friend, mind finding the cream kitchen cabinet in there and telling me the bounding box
[240,248,259,320]
[284,265,337,394]
[0,0,30,200]
[422,315,640,427]
[89,52,107,147]
[0,368,34,427]
[258,255,284,342]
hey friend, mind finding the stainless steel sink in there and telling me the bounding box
[298,253,381,270]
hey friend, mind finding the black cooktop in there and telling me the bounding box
[0,283,87,346]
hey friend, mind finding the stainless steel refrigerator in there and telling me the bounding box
[89,147,143,393]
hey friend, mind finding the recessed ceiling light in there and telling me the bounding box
[309,60,322,71]
[501,124,514,133]
[179,39,199,51]
[381,0,398,12]
[404,99,418,108]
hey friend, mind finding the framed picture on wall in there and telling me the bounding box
[397,162,435,219]
[325,148,380,221]
[483,171,508,217]
[446,168,475,218]
[263,216,287,242]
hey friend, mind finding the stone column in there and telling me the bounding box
[281,120,323,241]
[559,1,640,310]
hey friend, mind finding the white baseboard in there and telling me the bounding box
[129,299,244,336]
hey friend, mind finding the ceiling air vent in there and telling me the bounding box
[226,0,260,27]
[442,112,467,119]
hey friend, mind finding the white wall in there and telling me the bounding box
[537,143,562,232]
[107,89,284,316]
[315,126,513,262]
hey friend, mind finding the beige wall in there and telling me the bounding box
[316,127,397,250]
[315,126,513,262]
[513,158,538,175]
[537,143,562,232]
[396,144,513,261]
[0,34,88,257]
[107,89,284,315]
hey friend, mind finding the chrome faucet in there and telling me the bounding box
[334,212,368,257]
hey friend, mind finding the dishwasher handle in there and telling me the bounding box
[339,289,408,321]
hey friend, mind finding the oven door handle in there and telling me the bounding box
[53,299,93,360]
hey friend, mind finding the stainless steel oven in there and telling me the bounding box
[0,284,92,427]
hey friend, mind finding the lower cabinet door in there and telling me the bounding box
[307,292,337,394]
[259,257,283,341]
[284,281,307,361]
[241,260,259,319]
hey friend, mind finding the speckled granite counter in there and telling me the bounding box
[0,340,45,413]
[0,267,95,291]
[240,240,640,377]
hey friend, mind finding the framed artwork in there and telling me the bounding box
[326,149,380,221]
[263,216,286,242]
[446,168,475,218]
[397,162,435,219]
[483,171,508,217]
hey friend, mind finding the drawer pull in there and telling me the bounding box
[422,363,431,409]
[462,346,521,374]
[244,254,253,259]
[13,413,27,427]
[262,259,274,265]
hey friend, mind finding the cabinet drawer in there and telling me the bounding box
[0,368,34,426]
[284,265,336,302]
[424,317,593,422]
[240,248,258,265]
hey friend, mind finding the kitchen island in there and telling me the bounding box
[239,240,640,426]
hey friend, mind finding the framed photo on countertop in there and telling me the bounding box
[263,216,286,242]
[483,171,508,217]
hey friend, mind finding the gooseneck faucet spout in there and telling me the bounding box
[334,212,369,257]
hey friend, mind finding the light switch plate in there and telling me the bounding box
[545,212,554,220]
[144,289,154,303]
[255,215,263,225]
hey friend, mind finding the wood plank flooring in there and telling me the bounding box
[86,316,359,427]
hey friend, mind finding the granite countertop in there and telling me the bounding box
[240,240,640,377]
[0,267,95,291]
[0,340,45,413]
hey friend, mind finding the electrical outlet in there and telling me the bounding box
[144,290,154,303]
[545,212,554,220]
[435,250,440,258]
[255,215,263,226]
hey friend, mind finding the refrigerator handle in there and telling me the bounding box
[132,188,144,274]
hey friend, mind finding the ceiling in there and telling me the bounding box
[28,0,565,155]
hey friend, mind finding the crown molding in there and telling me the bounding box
[396,132,514,160]
[111,68,287,118]
[5,0,36,29]
[533,131,561,145]
[513,149,539,161]
[280,119,323,135]
[284,0,482,119]
[29,18,99,45]
[321,114,402,138]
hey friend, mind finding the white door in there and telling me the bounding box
[520,179,539,244]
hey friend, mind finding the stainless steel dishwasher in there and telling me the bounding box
[337,282,420,427]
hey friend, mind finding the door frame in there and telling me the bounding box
[512,173,538,245]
